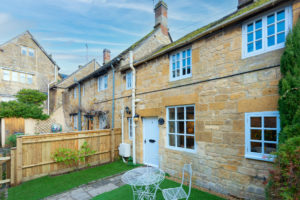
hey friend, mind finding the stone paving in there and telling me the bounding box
[44,173,125,200]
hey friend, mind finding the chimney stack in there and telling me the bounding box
[103,49,111,65]
[238,0,254,9]
[154,0,168,36]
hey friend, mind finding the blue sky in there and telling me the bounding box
[0,0,238,74]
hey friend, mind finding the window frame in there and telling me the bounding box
[98,74,108,92]
[12,71,18,82]
[3,70,10,81]
[245,111,280,162]
[128,117,133,140]
[74,87,77,99]
[82,84,85,97]
[21,46,27,56]
[169,47,192,82]
[20,73,26,83]
[242,5,293,59]
[27,74,33,84]
[28,48,35,57]
[126,71,132,90]
[166,105,196,153]
[73,114,78,129]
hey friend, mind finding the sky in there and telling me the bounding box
[0,0,238,75]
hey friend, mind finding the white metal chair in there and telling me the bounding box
[162,164,192,200]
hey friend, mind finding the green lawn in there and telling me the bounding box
[8,160,137,200]
[92,179,225,200]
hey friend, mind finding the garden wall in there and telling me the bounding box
[10,129,121,185]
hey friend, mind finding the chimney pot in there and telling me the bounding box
[103,49,111,65]
[154,0,168,36]
[238,0,254,9]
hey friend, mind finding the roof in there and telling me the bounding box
[134,0,283,66]
[0,31,60,70]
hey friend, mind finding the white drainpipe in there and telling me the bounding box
[47,64,57,115]
[121,106,124,143]
[129,51,136,165]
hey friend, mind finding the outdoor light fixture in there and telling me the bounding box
[125,106,131,114]
[134,114,139,122]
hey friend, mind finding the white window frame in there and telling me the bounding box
[27,74,33,84]
[74,87,77,99]
[28,48,35,57]
[20,73,26,83]
[12,71,18,82]
[166,105,196,153]
[169,47,192,82]
[126,71,132,90]
[245,111,280,162]
[1,97,16,102]
[73,114,78,129]
[21,46,27,56]
[98,74,108,91]
[3,70,10,81]
[242,5,293,59]
[128,117,133,140]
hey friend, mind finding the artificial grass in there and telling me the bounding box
[8,160,137,200]
[92,179,225,200]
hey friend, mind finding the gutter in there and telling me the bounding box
[133,0,282,67]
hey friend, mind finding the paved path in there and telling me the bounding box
[44,173,125,200]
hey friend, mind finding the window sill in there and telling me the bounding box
[166,146,196,154]
[245,154,275,162]
[170,74,192,82]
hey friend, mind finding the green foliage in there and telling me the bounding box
[6,134,17,147]
[16,89,47,106]
[52,142,96,167]
[279,123,300,144]
[0,89,49,120]
[266,137,300,199]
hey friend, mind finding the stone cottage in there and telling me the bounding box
[52,0,300,198]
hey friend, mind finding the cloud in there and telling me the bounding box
[42,37,129,46]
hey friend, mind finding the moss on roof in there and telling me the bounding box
[154,0,272,55]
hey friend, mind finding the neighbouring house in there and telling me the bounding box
[0,31,61,142]
[51,0,300,199]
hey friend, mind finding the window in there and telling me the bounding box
[245,111,280,161]
[20,73,26,83]
[167,105,195,151]
[170,48,192,81]
[28,48,35,57]
[128,118,133,140]
[21,46,27,55]
[242,6,292,58]
[12,71,18,82]
[99,113,108,129]
[82,84,85,97]
[98,75,108,91]
[74,87,77,98]
[27,74,33,84]
[73,115,78,129]
[1,97,16,102]
[3,70,10,81]
[126,71,132,89]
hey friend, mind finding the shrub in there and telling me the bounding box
[6,134,17,147]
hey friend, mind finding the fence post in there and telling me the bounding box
[111,129,115,162]
[10,148,16,186]
[16,137,22,185]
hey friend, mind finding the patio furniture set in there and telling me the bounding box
[121,164,193,200]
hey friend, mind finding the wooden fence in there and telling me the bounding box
[10,129,122,186]
[1,118,25,147]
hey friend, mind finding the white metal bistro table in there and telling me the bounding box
[122,167,165,200]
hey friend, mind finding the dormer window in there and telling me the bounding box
[28,49,35,57]
[170,48,192,81]
[21,46,27,55]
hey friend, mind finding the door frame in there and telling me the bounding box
[143,117,159,168]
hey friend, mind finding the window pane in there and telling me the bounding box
[251,142,262,153]
[172,55,175,62]
[187,67,191,74]
[12,72,18,81]
[186,136,194,149]
[248,43,254,53]
[268,25,275,36]
[169,134,175,147]
[182,59,186,67]
[20,74,26,83]
[277,21,285,33]
[3,70,10,81]
[186,121,194,135]
[182,51,186,59]
[186,106,194,120]
[264,130,277,141]
[256,40,262,50]
[251,129,262,140]
[256,30,262,40]
[187,58,191,66]
[251,117,261,128]
[176,53,180,60]
[187,49,191,57]
[277,10,285,21]
[169,121,175,133]
[172,71,175,78]
[267,14,275,25]
[277,32,285,44]
[268,36,275,46]
[248,33,253,42]
[177,135,184,148]
[264,117,277,128]
[29,49,34,57]
[21,47,27,55]
[176,61,180,69]
[176,69,180,76]
[255,20,262,29]
[169,108,175,120]
[264,143,277,154]
[172,63,175,70]
[182,68,186,75]
[177,107,184,120]
[177,121,184,133]
[247,23,253,32]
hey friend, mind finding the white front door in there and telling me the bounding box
[143,117,159,167]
